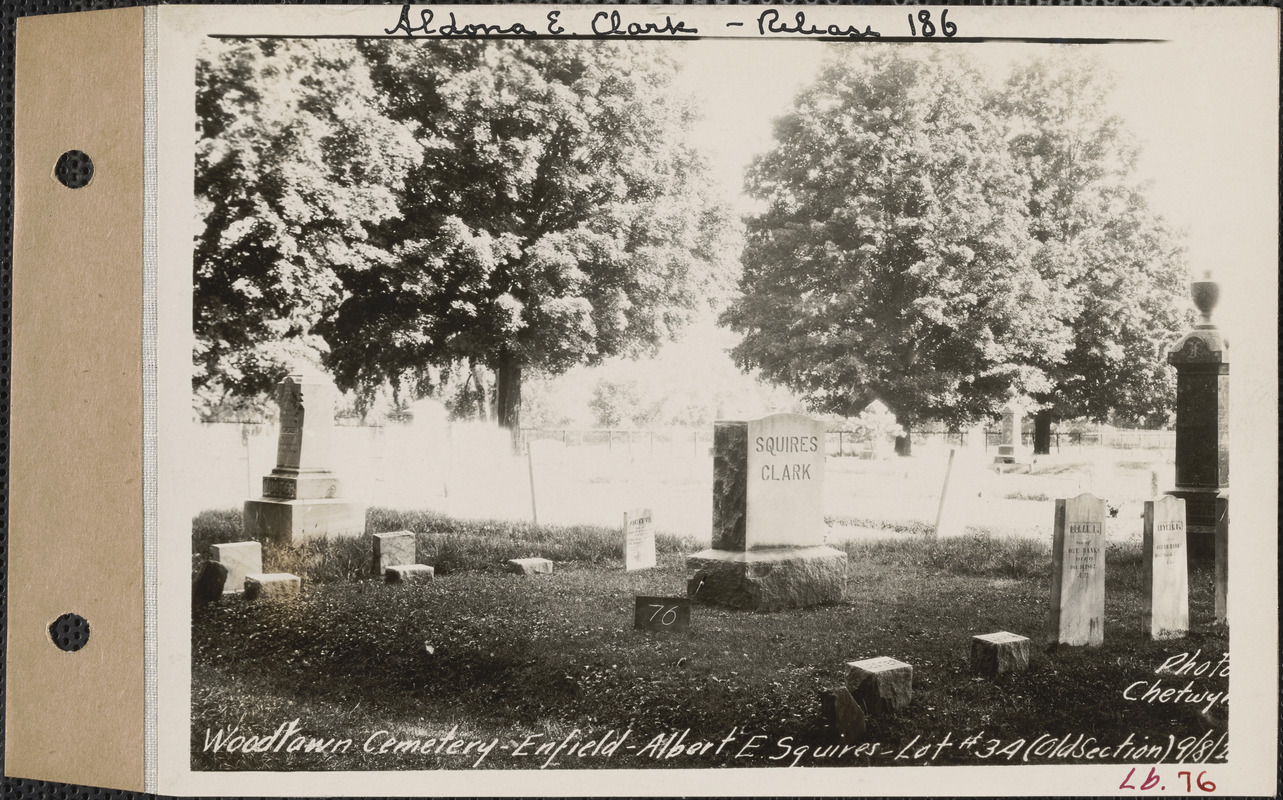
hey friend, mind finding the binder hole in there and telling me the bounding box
[49,613,90,652]
[54,150,94,188]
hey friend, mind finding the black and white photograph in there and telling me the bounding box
[141,4,1277,795]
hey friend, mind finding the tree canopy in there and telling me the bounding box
[723,49,1068,450]
[996,54,1190,440]
[194,39,419,411]
[723,47,1189,451]
[195,39,737,429]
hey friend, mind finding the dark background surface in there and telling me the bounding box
[0,0,1269,799]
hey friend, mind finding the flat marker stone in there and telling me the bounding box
[506,557,553,575]
[386,564,435,584]
[244,572,301,600]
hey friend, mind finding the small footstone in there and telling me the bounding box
[193,562,229,606]
[244,572,301,600]
[846,656,913,715]
[373,530,417,576]
[386,564,435,584]
[819,687,866,743]
[970,631,1031,678]
[506,557,553,575]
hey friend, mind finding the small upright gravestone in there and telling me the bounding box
[623,508,656,571]
[243,373,366,544]
[686,414,847,611]
[1143,496,1189,640]
[373,531,416,576]
[1049,493,1106,647]
[211,541,261,595]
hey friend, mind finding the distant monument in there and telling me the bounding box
[686,413,847,611]
[1166,271,1228,565]
[243,372,366,544]
[993,397,1030,467]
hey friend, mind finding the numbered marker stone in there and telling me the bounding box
[211,541,261,595]
[1144,497,1189,640]
[970,631,1031,678]
[385,564,435,584]
[633,596,691,632]
[506,557,553,576]
[845,656,912,715]
[244,572,301,601]
[623,508,656,571]
[373,530,416,576]
[1049,493,1106,647]
[192,562,229,606]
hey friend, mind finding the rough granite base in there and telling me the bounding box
[686,546,847,611]
[243,498,366,545]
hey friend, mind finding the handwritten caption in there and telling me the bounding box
[384,6,960,40]
[1123,650,1229,714]
[203,721,1227,770]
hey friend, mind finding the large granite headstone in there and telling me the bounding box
[686,413,847,611]
[242,373,366,545]
[1049,493,1106,647]
[1143,496,1189,640]
[623,508,656,572]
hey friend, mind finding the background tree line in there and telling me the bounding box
[196,42,1188,454]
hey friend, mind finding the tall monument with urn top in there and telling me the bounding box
[1166,272,1228,568]
[243,371,366,544]
[686,413,848,611]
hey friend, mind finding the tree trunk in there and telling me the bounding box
[1033,408,1053,455]
[495,356,523,452]
[470,363,490,422]
[894,418,913,457]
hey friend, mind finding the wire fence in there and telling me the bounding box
[519,426,1176,457]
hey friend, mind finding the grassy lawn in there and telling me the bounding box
[191,508,1227,771]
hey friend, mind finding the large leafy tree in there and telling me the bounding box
[723,48,1066,454]
[194,39,419,410]
[317,40,737,437]
[997,54,1190,450]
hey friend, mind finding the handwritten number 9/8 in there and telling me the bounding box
[648,604,678,625]
[907,9,956,38]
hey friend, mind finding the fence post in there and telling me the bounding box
[838,430,844,457]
